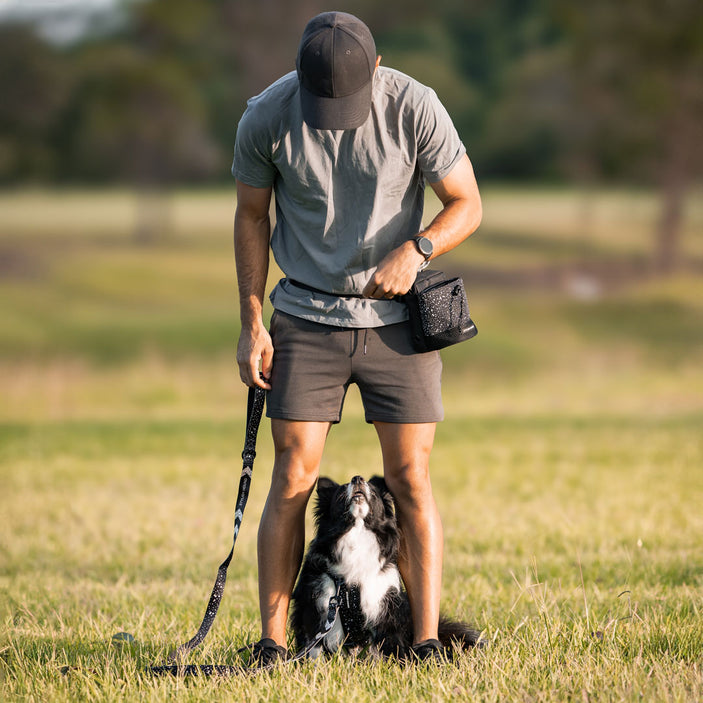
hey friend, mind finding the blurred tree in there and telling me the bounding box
[71,45,218,240]
[555,0,703,271]
[65,0,220,240]
[0,27,72,183]
[1,0,568,186]
[442,0,568,180]
[73,48,217,184]
[3,0,701,221]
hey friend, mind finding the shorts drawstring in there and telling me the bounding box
[350,329,369,356]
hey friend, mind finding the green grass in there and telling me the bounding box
[2,412,702,701]
[1,187,702,701]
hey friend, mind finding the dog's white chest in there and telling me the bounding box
[333,518,400,625]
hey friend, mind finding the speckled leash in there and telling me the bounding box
[163,386,266,665]
[150,578,343,675]
[148,385,354,676]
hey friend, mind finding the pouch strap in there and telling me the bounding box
[287,278,367,299]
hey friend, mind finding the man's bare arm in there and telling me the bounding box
[234,180,274,389]
[362,154,482,298]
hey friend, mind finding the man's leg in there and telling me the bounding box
[258,418,331,647]
[374,421,442,644]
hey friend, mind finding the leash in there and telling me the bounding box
[150,579,343,675]
[149,385,266,674]
[148,385,347,676]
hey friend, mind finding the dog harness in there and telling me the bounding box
[335,575,371,647]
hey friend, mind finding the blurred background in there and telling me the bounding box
[0,0,702,421]
[2,7,702,695]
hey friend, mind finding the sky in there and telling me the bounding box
[0,0,127,44]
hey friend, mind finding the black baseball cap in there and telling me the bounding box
[296,12,377,130]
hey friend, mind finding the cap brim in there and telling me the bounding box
[299,79,373,130]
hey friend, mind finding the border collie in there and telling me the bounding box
[290,475,482,659]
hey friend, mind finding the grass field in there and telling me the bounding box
[1,187,702,701]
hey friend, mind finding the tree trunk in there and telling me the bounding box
[653,106,692,274]
[134,185,171,245]
[654,177,685,274]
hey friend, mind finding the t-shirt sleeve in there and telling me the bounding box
[231,106,277,187]
[415,87,466,183]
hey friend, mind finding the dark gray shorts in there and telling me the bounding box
[266,310,443,424]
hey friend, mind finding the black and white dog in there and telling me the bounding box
[290,475,482,659]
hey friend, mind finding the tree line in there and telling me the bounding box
[1,0,701,268]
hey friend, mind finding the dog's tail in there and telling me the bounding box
[438,616,484,649]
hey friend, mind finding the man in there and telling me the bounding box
[232,11,481,665]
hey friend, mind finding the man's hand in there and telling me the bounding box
[362,240,425,299]
[236,322,273,390]
[363,155,482,301]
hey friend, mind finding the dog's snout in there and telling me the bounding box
[346,476,370,513]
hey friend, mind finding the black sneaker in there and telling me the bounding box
[410,638,450,664]
[248,638,289,668]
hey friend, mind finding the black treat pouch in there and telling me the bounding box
[401,269,478,353]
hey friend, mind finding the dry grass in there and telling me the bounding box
[1,187,702,701]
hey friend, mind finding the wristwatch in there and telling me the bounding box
[413,235,433,270]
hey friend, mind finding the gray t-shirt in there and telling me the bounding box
[232,66,466,327]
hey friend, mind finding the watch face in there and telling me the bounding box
[416,236,433,258]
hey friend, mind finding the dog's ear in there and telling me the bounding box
[368,475,388,494]
[316,477,339,494]
[315,477,339,507]
[369,475,395,518]
[314,477,338,521]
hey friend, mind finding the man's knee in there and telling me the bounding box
[270,420,330,499]
[384,461,432,508]
[375,421,436,508]
[270,456,318,500]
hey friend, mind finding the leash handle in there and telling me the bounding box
[167,386,266,663]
